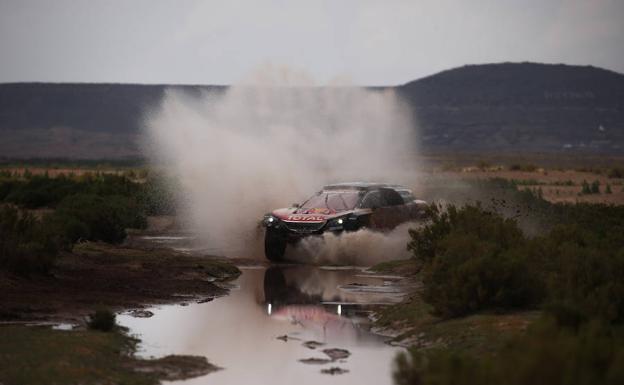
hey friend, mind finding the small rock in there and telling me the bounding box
[196,297,214,304]
[131,355,220,381]
[321,367,349,375]
[128,310,154,318]
[276,334,300,342]
[323,348,351,361]
[299,358,332,365]
[302,341,325,350]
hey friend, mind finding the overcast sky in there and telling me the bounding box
[1,0,623,85]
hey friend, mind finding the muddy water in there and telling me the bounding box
[117,264,405,385]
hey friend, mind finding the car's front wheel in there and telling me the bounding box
[264,229,287,262]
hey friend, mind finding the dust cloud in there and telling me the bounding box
[143,67,420,261]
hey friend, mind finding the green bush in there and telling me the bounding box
[87,309,116,332]
[393,317,624,385]
[49,194,147,244]
[0,173,144,209]
[0,172,163,273]
[409,204,540,317]
[409,201,624,320]
[0,206,59,274]
[0,172,176,217]
[529,225,624,323]
[398,180,624,385]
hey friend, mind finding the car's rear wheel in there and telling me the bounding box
[264,229,287,262]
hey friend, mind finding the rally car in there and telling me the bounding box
[261,182,427,261]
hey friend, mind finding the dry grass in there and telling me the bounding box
[441,169,624,204]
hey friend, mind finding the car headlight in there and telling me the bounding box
[327,217,346,229]
[263,215,279,227]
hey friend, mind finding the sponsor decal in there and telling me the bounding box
[304,207,335,215]
[286,215,325,222]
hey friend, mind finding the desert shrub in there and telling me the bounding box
[393,317,624,385]
[409,204,540,317]
[49,194,146,244]
[409,200,624,320]
[581,180,591,194]
[529,225,624,323]
[87,309,116,332]
[0,173,144,209]
[579,180,601,194]
[3,174,81,208]
[0,172,176,217]
[0,206,59,274]
[591,180,600,194]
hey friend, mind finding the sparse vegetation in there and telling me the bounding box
[393,179,624,385]
[0,206,60,274]
[408,203,540,317]
[591,180,600,194]
[408,199,624,321]
[580,179,602,195]
[0,170,174,215]
[0,170,177,274]
[50,193,146,244]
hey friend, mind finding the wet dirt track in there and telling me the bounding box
[118,258,407,385]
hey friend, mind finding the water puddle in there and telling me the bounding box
[128,233,252,257]
[117,264,405,385]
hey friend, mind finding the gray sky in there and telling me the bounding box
[1,0,623,85]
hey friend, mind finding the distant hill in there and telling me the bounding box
[1,62,623,159]
[0,83,224,158]
[398,62,624,153]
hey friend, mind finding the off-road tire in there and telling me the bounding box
[264,229,287,262]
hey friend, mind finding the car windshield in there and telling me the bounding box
[300,190,361,212]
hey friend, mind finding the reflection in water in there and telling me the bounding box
[118,266,404,385]
[263,266,405,344]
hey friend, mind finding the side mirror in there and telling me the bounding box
[292,203,300,208]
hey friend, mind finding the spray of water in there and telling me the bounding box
[143,68,420,261]
[289,221,421,265]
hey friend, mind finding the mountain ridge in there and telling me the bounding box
[1,62,623,158]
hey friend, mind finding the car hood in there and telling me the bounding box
[271,207,354,222]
